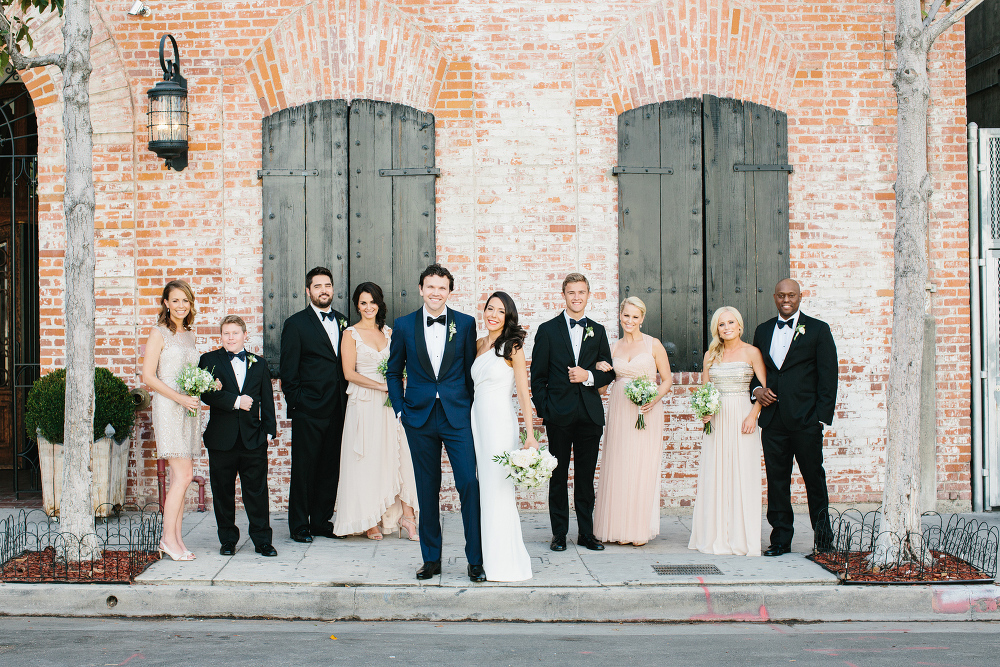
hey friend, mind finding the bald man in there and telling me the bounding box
[750,279,838,556]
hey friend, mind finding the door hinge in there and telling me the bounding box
[612,166,674,175]
[379,168,441,177]
[733,164,794,173]
[257,169,319,178]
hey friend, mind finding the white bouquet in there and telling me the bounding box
[176,363,216,417]
[690,382,722,434]
[376,357,405,407]
[493,444,559,489]
[623,374,658,430]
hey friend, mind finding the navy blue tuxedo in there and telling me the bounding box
[387,307,482,565]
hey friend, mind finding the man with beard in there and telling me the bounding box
[280,267,350,543]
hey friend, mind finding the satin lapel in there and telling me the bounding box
[578,317,597,363]
[412,310,436,378]
[556,311,574,362]
[306,307,336,356]
[439,307,458,378]
[782,314,808,365]
[213,348,240,391]
[759,317,779,370]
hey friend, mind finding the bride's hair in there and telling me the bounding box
[484,291,526,361]
[706,306,744,369]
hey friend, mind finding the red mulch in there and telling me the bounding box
[0,546,160,583]
[809,549,995,584]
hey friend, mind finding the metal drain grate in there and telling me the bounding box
[652,564,723,576]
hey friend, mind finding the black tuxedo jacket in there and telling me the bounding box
[751,313,838,431]
[279,306,349,419]
[199,348,277,451]
[530,312,615,427]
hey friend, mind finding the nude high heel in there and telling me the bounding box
[158,541,195,561]
[399,516,419,542]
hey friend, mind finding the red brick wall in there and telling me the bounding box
[22,0,971,512]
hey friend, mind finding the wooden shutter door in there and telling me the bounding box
[262,100,349,374]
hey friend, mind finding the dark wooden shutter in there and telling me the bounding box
[618,100,704,372]
[348,100,436,326]
[702,94,789,341]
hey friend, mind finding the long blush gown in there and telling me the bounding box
[593,334,664,545]
[471,350,532,582]
[333,327,419,536]
[688,361,762,556]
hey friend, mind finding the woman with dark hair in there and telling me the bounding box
[333,282,419,541]
[142,280,215,561]
[471,291,535,581]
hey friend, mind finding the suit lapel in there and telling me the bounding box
[306,307,337,357]
[556,311,574,362]
[412,310,436,378]
[759,317,779,370]
[211,348,240,391]
[782,314,808,365]
[439,308,458,378]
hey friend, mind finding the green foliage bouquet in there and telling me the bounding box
[624,374,658,430]
[690,382,722,434]
[176,364,216,416]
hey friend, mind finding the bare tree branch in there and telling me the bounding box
[1,10,65,70]
[926,0,986,44]
[922,0,947,28]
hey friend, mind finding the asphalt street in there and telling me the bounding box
[0,618,997,667]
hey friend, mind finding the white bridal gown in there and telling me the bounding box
[471,350,533,582]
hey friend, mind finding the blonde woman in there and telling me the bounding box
[688,306,768,557]
[141,280,212,561]
[592,297,672,546]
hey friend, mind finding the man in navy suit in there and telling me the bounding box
[386,263,484,582]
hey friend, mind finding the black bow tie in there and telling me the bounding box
[569,317,587,329]
[227,350,246,361]
[776,319,793,329]
[427,314,446,327]
[320,310,337,322]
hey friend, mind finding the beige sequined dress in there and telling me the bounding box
[150,325,202,459]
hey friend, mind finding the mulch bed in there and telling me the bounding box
[809,549,995,584]
[0,546,160,583]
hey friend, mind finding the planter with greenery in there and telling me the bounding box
[26,368,137,518]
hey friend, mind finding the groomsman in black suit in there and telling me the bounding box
[199,315,278,557]
[280,267,350,543]
[751,279,838,556]
[531,273,615,552]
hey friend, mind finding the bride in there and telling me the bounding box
[472,291,536,582]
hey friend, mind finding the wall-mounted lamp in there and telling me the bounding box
[146,34,188,171]
[128,1,151,17]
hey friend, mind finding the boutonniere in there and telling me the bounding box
[246,353,258,369]
[448,321,457,342]
[584,325,594,341]
[793,324,806,341]
[338,317,348,331]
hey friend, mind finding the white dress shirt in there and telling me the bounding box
[563,311,594,386]
[423,306,447,377]
[769,310,800,370]
[311,303,340,355]
[230,351,246,410]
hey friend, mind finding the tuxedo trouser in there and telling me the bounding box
[546,417,605,539]
[761,410,834,549]
[207,440,272,547]
[403,399,482,566]
[289,411,344,535]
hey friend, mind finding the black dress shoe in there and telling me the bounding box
[255,543,278,557]
[550,536,567,551]
[468,564,487,582]
[416,561,442,580]
[763,544,791,557]
[578,534,605,551]
[312,526,348,539]
[291,529,313,544]
[219,542,236,556]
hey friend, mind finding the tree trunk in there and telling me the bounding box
[57,0,96,555]
[876,0,933,566]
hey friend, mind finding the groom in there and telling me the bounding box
[751,278,838,556]
[386,263,485,582]
[531,273,615,552]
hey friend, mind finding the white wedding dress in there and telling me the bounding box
[471,350,533,582]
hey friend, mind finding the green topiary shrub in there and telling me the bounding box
[26,368,136,444]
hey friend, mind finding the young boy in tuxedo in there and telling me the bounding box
[199,315,278,557]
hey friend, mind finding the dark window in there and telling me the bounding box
[261,99,436,374]
[617,95,790,372]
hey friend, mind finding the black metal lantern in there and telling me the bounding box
[146,35,188,171]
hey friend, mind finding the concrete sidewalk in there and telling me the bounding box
[1,510,998,622]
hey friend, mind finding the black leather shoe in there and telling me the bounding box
[255,543,278,557]
[468,564,486,582]
[219,542,236,556]
[550,536,567,551]
[578,534,605,551]
[312,526,348,539]
[763,544,791,557]
[291,529,313,544]
[416,561,441,580]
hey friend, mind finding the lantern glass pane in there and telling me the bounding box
[148,94,188,144]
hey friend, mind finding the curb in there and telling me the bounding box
[2,583,999,622]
